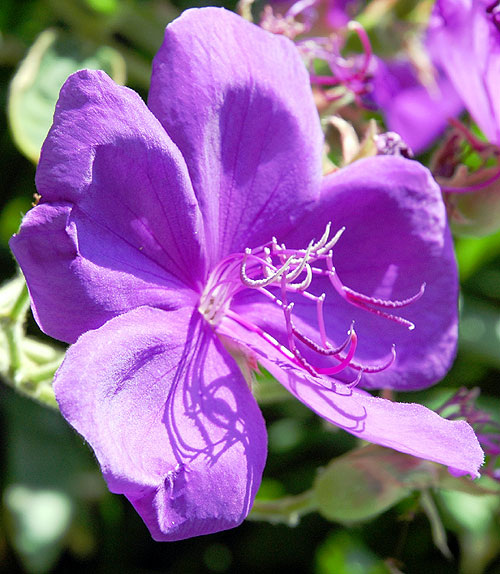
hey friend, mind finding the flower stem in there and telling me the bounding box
[420,489,452,559]
[248,490,317,526]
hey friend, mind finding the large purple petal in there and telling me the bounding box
[148,7,323,267]
[372,58,464,153]
[10,203,198,343]
[54,306,267,541]
[218,315,483,478]
[233,156,458,391]
[428,0,500,144]
[11,70,205,342]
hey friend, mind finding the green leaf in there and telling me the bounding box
[0,196,33,245]
[316,531,390,574]
[455,228,500,281]
[459,296,500,370]
[438,490,500,574]
[313,445,439,523]
[4,485,73,574]
[84,0,119,15]
[8,28,126,163]
[1,389,105,573]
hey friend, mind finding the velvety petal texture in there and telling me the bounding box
[10,70,205,343]
[10,201,199,344]
[234,156,458,391]
[54,307,267,541]
[373,58,463,153]
[148,8,323,267]
[218,316,483,478]
[428,0,500,144]
[10,7,481,543]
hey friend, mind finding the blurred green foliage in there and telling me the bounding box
[1,1,500,573]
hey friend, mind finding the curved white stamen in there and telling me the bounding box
[287,263,313,291]
[200,220,423,382]
[316,226,345,256]
[285,240,314,282]
[240,249,295,288]
[310,221,331,252]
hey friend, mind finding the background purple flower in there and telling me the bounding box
[372,56,464,153]
[10,7,482,541]
[428,0,500,145]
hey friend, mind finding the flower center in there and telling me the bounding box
[198,222,425,383]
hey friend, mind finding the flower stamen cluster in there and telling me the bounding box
[200,222,425,386]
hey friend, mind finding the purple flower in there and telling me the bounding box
[372,56,464,154]
[10,8,482,541]
[428,0,500,145]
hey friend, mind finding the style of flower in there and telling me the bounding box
[10,8,483,541]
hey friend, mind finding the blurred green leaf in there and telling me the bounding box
[1,388,105,573]
[268,417,305,453]
[455,228,500,281]
[316,531,390,574]
[8,28,126,163]
[0,196,33,245]
[440,490,499,533]
[254,478,286,501]
[4,486,73,574]
[313,445,438,524]
[459,296,500,370]
[439,490,500,574]
[84,0,119,15]
[253,368,292,404]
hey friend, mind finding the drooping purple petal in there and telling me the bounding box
[54,306,267,541]
[233,156,458,391]
[428,0,500,144]
[148,7,323,267]
[372,57,464,153]
[218,315,483,478]
[11,70,206,343]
